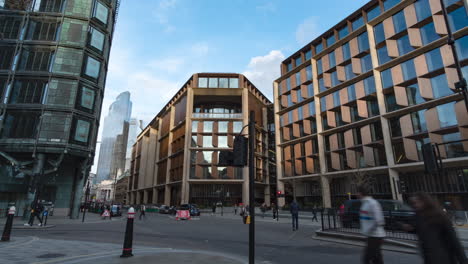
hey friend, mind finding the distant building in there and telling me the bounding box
[0,0,120,217]
[125,118,143,172]
[114,174,129,204]
[96,91,132,183]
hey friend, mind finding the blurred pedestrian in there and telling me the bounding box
[139,204,146,220]
[234,203,238,215]
[357,185,385,264]
[404,192,467,264]
[272,203,277,219]
[28,201,44,226]
[261,203,266,218]
[290,200,299,231]
[211,203,216,216]
[311,206,318,222]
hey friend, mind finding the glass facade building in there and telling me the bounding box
[275,0,468,209]
[129,73,275,207]
[0,0,119,217]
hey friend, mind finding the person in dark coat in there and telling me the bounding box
[271,203,277,219]
[290,201,299,231]
[311,206,318,222]
[405,192,467,264]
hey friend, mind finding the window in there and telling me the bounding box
[348,85,356,101]
[361,54,373,73]
[233,121,243,133]
[286,78,291,91]
[331,71,340,87]
[326,35,335,47]
[309,102,316,116]
[219,78,229,88]
[397,34,414,55]
[192,121,198,132]
[287,94,293,107]
[344,63,355,80]
[377,46,391,65]
[363,76,376,95]
[200,151,212,163]
[202,136,212,147]
[320,96,327,112]
[420,22,439,45]
[338,25,349,39]
[218,121,228,133]
[297,89,303,102]
[9,80,46,104]
[307,84,314,97]
[72,119,91,144]
[204,121,213,132]
[208,78,218,88]
[358,32,370,52]
[33,0,65,13]
[1,111,40,139]
[318,78,326,92]
[198,77,208,88]
[411,110,427,133]
[425,48,443,72]
[448,6,468,32]
[78,86,96,112]
[302,50,311,62]
[342,42,351,61]
[18,47,54,72]
[298,106,303,120]
[389,117,402,137]
[0,46,15,70]
[295,56,302,66]
[406,83,424,105]
[329,51,336,68]
[218,136,228,148]
[455,36,468,60]
[295,72,301,86]
[306,65,312,81]
[374,23,386,45]
[401,59,416,81]
[26,19,60,41]
[0,16,22,39]
[93,1,108,25]
[367,5,381,21]
[381,69,393,89]
[384,0,400,10]
[84,56,100,79]
[437,102,457,127]
[89,27,105,51]
[393,11,407,34]
[229,78,239,88]
[317,59,323,75]
[430,74,452,98]
[286,62,292,72]
[352,16,364,31]
[367,100,380,116]
[333,91,340,107]
[414,0,431,22]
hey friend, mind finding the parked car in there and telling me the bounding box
[169,206,177,215]
[179,204,201,216]
[339,199,415,230]
[110,205,122,217]
[159,205,171,214]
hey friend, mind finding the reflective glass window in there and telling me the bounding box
[219,78,229,88]
[316,42,323,54]
[377,46,391,65]
[286,62,292,72]
[333,91,340,107]
[364,76,376,95]
[287,94,293,107]
[305,50,312,60]
[218,136,228,148]
[89,27,105,51]
[367,5,381,21]
[229,78,239,88]
[201,151,212,163]
[361,54,373,73]
[79,86,95,110]
[208,78,218,88]
[326,35,335,47]
[401,59,416,81]
[381,69,393,89]
[374,22,386,44]
[411,110,427,133]
[317,59,323,75]
[342,42,351,61]
[352,16,364,30]
[320,96,327,112]
[306,65,312,81]
[414,0,431,22]
[297,89,303,103]
[358,32,370,52]
[425,48,443,72]
[384,0,400,10]
[338,26,349,39]
[84,56,100,79]
[286,78,291,91]
[74,119,90,143]
[437,102,457,127]
[329,51,336,68]
[309,102,316,116]
[233,122,243,133]
[344,63,355,80]
[298,106,303,120]
[393,11,407,33]
[307,84,314,97]
[203,136,212,147]
[198,78,208,88]
[204,121,213,132]
[348,85,356,101]
[192,121,198,132]
[295,56,302,66]
[448,7,468,32]
[406,83,424,105]
[420,22,439,45]
[318,78,326,92]
[430,74,452,98]
[455,35,468,60]
[93,1,108,25]
[295,72,301,86]
[397,34,414,55]
[331,71,340,87]
[218,121,228,133]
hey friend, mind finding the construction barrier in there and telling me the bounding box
[175,210,191,220]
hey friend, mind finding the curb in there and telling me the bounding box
[12,225,56,230]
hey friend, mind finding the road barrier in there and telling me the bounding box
[1,206,15,242]
[120,207,135,258]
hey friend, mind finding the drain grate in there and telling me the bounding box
[36,253,66,259]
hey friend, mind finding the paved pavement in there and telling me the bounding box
[0,211,423,264]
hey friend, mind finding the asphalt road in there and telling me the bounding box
[11,213,422,264]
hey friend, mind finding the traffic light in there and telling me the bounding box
[218,136,248,167]
[276,190,284,197]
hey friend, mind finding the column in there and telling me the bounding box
[181,88,194,204]
[242,86,250,205]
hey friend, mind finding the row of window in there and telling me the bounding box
[191,120,243,134]
[197,77,239,89]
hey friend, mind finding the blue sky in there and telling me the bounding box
[92,0,369,172]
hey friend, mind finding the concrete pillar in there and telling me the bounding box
[143,190,148,204]
[70,174,85,219]
[264,185,271,206]
[164,185,171,206]
[136,191,141,205]
[152,188,158,204]
[181,88,194,204]
[389,169,403,201]
[273,81,286,207]
[242,86,249,205]
[277,180,285,207]
[320,176,331,208]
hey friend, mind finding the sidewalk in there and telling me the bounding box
[0,236,246,264]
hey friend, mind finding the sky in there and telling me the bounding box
[91,0,369,173]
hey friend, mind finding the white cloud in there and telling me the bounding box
[296,17,320,46]
[153,0,178,32]
[243,50,285,100]
[147,58,185,73]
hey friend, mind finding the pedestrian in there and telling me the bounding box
[357,185,385,264]
[242,204,249,224]
[290,201,299,231]
[261,203,266,218]
[28,201,44,226]
[272,203,277,219]
[403,192,467,264]
[311,205,318,222]
[234,203,238,215]
[212,203,216,216]
[139,204,146,220]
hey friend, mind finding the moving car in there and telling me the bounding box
[159,205,171,214]
[179,204,201,216]
[339,199,415,230]
[110,205,122,217]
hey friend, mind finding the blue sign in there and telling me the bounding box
[43,211,48,216]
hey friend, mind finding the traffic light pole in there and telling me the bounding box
[248,111,255,264]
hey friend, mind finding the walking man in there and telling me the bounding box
[290,200,299,231]
[358,185,385,264]
[234,203,238,215]
[139,204,146,220]
[272,202,277,219]
[28,201,44,226]
[311,206,318,222]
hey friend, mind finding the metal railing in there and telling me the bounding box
[321,209,418,241]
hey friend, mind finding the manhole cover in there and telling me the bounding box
[37,253,66,259]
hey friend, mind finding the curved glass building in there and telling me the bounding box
[0,0,119,217]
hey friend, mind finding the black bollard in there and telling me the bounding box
[1,206,16,242]
[120,207,135,258]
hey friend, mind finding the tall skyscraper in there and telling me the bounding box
[125,118,143,172]
[96,91,131,183]
[0,0,120,218]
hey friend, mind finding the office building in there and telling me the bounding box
[128,73,275,206]
[274,0,468,208]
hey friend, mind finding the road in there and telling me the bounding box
[3,212,422,263]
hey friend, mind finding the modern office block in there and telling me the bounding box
[0,0,119,217]
[274,0,468,208]
[128,73,275,207]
